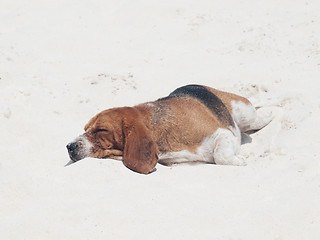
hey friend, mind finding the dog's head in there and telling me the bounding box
[66,107,158,174]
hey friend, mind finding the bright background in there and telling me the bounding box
[1,0,320,239]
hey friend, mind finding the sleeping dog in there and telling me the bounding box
[67,84,271,174]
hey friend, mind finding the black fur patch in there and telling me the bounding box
[158,84,234,127]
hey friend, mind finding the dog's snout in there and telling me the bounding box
[67,142,78,152]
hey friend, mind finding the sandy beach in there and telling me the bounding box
[1,0,320,239]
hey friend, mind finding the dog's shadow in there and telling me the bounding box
[241,132,253,145]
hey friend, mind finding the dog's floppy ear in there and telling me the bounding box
[122,109,158,174]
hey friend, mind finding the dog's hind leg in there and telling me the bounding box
[244,107,273,133]
[231,101,273,133]
[212,128,246,166]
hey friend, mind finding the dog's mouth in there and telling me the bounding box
[68,152,82,161]
[65,151,82,167]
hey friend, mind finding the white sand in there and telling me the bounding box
[1,0,320,239]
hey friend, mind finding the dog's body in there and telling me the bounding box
[67,85,271,174]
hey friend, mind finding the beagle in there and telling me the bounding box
[67,84,271,174]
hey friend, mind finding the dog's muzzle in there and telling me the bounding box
[66,136,92,163]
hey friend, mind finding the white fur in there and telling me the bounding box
[75,135,93,158]
[212,125,245,166]
[231,100,273,132]
[231,100,257,132]
[158,124,245,166]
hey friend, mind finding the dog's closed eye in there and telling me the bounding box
[95,129,109,134]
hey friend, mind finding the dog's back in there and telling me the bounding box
[158,85,235,127]
[140,85,240,158]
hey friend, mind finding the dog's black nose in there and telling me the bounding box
[67,142,78,152]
